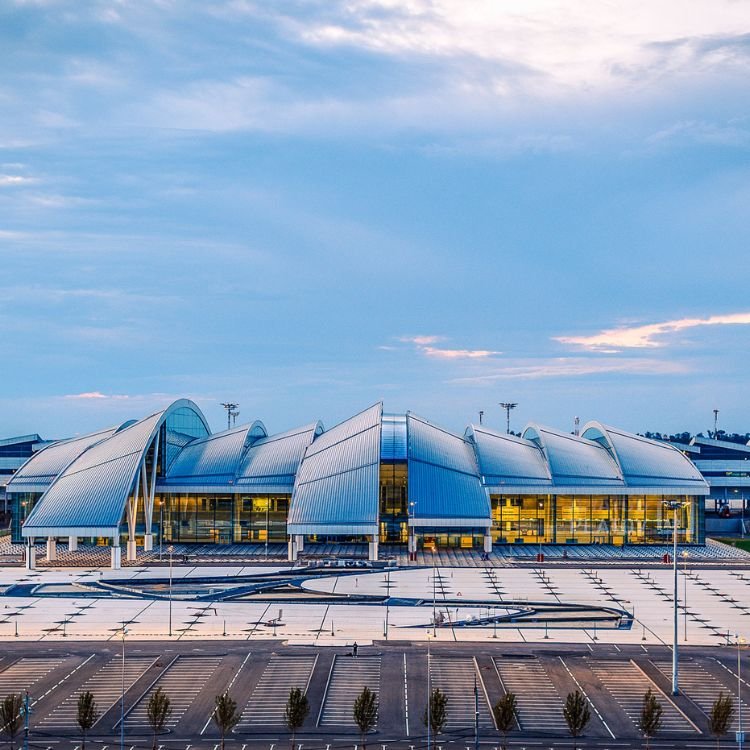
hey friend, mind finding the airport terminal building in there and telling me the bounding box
[8,400,708,565]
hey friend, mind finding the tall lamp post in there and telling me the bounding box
[682,550,689,642]
[737,634,745,750]
[159,501,164,561]
[120,622,127,750]
[664,499,686,695]
[168,544,174,638]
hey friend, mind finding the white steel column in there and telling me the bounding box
[483,531,492,553]
[143,432,159,552]
[368,534,379,561]
[68,536,78,552]
[46,537,57,561]
[111,544,122,569]
[126,467,140,562]
[25,539,36,570]
[287,536,298,562]
[295,534,304,552]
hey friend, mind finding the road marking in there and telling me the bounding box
[404,653,409,737]
[558,656,616,740]
[201,651,252,734]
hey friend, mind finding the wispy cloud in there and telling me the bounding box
[451,357,688,383]
[0,174,37,187]
[64,391,130,400]
[555,312,750,352]
[398,334,500,359]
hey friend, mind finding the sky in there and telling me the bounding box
[1,0,749,439]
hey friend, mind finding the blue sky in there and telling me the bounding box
[1,0,749,439]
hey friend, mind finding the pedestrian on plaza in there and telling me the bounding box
[353,641,358,657]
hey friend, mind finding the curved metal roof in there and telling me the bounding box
[165,420,267,486]
[465,424,552,489]
[236,422,323,493]
[6,424,127,494]
[522,423,624,488]
[582,422,707,489]
[22,400,209,538]
[288,403,382,535]
[408,414,490,527]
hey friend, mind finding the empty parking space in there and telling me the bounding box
[588,659,697,733]
[429,656,494,731]
[37,656,156,729]
[0,657,68,696]
[494,657,568,734]
[319,654,381,728]
[236,654,317,728]
[123,655,223,729]
[652,659,750,730]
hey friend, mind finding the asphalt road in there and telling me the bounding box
[0,639,748,749]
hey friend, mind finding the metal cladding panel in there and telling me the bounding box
[381,414,407,460]
[582,423,707,488]
[6,426,118,491]
[21,411,166,534]
[289,464,380,529]
[288,404,381,532]
[304,404,381,458]
[466,425,552,488]
[22,453,139,531]
[407,414,490,522]
[236,423,320,487]
[167,424,250,482]
[525,425,624,487]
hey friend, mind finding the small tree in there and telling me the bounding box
[212,691,239,750]
[493,691,517,750]
[709,692,734,750]
[563,690,590,750]
[76,691,98,749]
[423,687,448,750]
[285,687,310,750]
[0,694,23,750]
[638,688,663,750]
[353,686,378,749]
[147,688,172,750]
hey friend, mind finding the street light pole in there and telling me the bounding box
[427,633,431,750]
[265,500,270,560]
[159,501,163,561]
[738,634,744,750]
[663,499,684,696]
[168,545,174,638]
[120,622,126,750]
[682,551,689,642]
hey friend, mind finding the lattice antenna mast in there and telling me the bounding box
[221,402,239,431]
[230,409,240,427]
[499,402,518,434]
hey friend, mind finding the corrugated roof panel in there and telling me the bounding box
[407,414,490,524]
[22,400,209,537]
[166,424,256,484]
[288,404,382,534]
[524,424,624,487]
[381,414,407,460]
[582,422,708,488]
[236,423,322,489]
[6,425,121,493]
[466,425,552,488]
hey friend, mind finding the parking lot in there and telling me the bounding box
[1,640,749,748]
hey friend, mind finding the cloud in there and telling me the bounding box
[64,391,129,400]
[0,175,37,187]
[555,312,750,351]
[450,357,688,383]
[398,334,500,359]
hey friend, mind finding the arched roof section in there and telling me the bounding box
[408,414,490,527]
[165,420,267,487]
[22,400,209,538]
[465,424,552,490]
[6,423,127,494]
[288,404,382,536]
[582,422,707,489]
[522,423,624,488]
[235,421,323,494]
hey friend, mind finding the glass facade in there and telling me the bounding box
[159,493,289,544]
[491,494,703,545]
[10,492,41,543]
[379,460,408,542]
